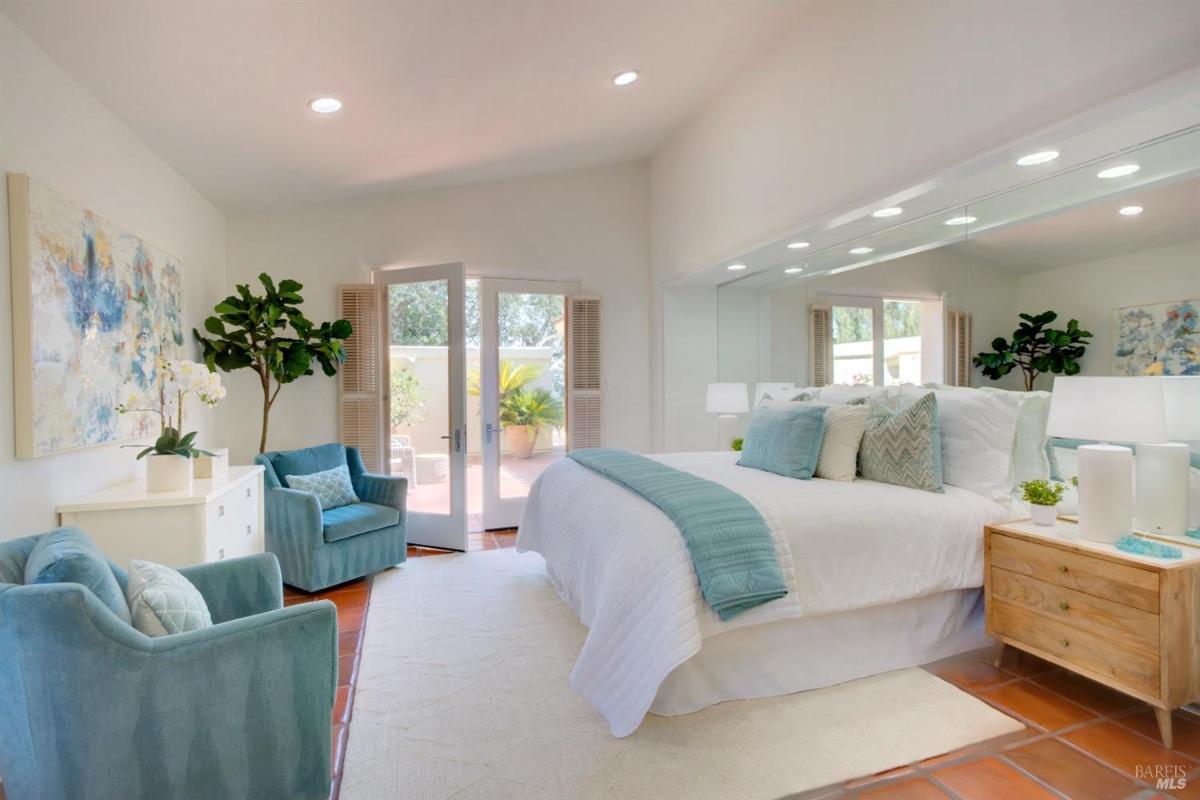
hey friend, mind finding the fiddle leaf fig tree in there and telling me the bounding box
[193,273,352,453]
[973,311,1092,391]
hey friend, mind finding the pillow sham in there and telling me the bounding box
[978,386,1052,483]
[931,388,1019,502]
[286,464,359,510]
[737,404,826,479]
[764,400,868,481]
[127,559,213,637]
[25,528,131,624]
[859,393,943,492]
[816,384,888,405]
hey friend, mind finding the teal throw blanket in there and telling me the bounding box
[567,448,787,620]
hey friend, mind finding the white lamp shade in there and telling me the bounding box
[1161,377,1200,441]
[706,382,749,414]
[1046,377,1167,443]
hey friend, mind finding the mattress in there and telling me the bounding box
[517,450,1016,735]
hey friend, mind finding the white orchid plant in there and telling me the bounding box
[117,359,227,459]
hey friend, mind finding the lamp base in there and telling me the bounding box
[1136,442,1191,536]
[1077,444,1133,544]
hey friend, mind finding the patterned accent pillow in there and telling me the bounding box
[127,559,213,637]
[286,464,359,510]
[859,393,944,492]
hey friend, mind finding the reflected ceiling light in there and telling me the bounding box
[726,263,747,271]
[787,241,810,249]
[1119,205,1144,216]
[1097,164,1140,179]
[308,97,342,114]
[612,70,639,86]
[784,267,804,274]
[944,215,978,226]
[849,246,874,255]
[1016,150,1059,166]
[871,207,903,218]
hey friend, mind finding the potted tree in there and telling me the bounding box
[973,311,1092,391]
[1020,479,1067,526]
[500,388,563,459]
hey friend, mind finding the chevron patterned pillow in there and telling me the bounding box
[286,464,359,510]
[859,392,944,493]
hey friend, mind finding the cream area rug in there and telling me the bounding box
[340,549,1021,800]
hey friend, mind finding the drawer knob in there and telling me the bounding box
[1059,601,1069,611]
[1057,565,1069,573]
[1060,639,1070,648]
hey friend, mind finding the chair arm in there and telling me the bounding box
[265,486,324,545]
[355,473,408,515]
[177,553,284,623]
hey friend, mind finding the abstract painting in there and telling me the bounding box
[8,174,183,457]
[1112,299,1200,376]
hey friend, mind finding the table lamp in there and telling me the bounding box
[1046,377,1166,543]
[706,382,749,449]
[1137,377,1200,536]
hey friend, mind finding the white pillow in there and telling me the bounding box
[763,400,868,481]
[816,384,888,404]
[931,388,1019,502]
[978,387,1052,483]
[127,559,213,637]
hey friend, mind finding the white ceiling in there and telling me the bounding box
[951,176,1200,274]
[0,0,806,213]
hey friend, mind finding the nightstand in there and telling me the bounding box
[984,518,1200,748]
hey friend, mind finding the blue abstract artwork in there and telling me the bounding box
[1113,299,1200,377]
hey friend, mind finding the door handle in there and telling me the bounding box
[486,423,498,444]
[442,429,464,453]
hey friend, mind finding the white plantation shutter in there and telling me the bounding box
[566,295,602,450]
[947,310,974,387]
[810,305,833,386]
[337,284,385,472]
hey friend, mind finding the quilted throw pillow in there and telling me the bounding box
[127,560,213,637]
[859,392,944,492]
[287,464,359,510]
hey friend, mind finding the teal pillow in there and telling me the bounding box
[25,528,132,624]
[287,464,359,510]
[859,393,944,492]
[737,405,826,479]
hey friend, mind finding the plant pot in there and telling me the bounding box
[1028,503,1058,526]
[504,424,537,459]
[145,454,193,492]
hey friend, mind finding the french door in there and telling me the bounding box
[375,264,468,551]
[478,279,576,530]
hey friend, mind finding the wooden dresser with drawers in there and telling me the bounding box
[984,518,1200,747]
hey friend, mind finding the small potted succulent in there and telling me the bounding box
[1020,479,1067,526]
[118,359,226,492]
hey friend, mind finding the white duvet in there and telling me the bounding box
[517,450,1015,737]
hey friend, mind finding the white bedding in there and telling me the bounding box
[517,450,1016,737]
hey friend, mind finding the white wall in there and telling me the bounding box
[0,13,227,539]
[223,161,650,465]
[1015,239,1200,386]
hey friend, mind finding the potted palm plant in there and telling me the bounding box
[500,388,564,459]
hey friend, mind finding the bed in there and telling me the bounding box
[517,450,1017,737]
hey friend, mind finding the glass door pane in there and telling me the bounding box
[480,280,573,530]
[379,263,467,550]
[832,305,875,385]
[883,299,922,385]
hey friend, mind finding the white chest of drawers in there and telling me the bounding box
[57,465,265,568]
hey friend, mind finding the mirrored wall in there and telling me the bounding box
[663,126,1200,451]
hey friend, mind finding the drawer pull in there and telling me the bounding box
[217,548,225,560]
[218,505,225,517]
[245,524,252,536]
[1060,639,1070,648]
[1059,601,1069,611]
[1057,565,1068,573]
[246,487,251,498]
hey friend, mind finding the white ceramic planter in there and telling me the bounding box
[146,454,193,492]
[1028,503,1058,526]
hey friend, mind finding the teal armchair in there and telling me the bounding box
[256,443,408,592]
[0,531,336,800]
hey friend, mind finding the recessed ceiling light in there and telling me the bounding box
[612,70,639,86]
[871,207,903,218]
[849,246,874,255]
[308,97,343,114]
[944,215,978,226]
[726,263,747,271]
[784,267,804,274]
[1119,205,1144,216]
[1097,164,1140,179]
[787,241,810,249]
[1017,150,1059,166]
